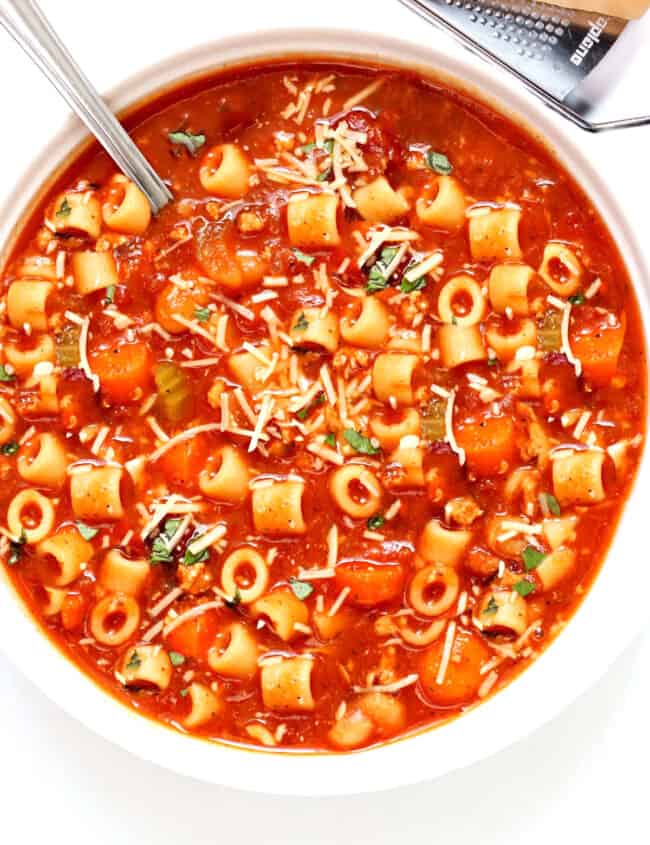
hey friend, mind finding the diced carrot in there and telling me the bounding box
[90,338,152,404]
[419,628,490,706]
[196,230,243,289]
[570,308,626,386]
[158,435,209,489]
[154,281,210,334]
[61,593,87,631]
[455,414,517,477]
[165,610,219,661]
[335,560,405,607]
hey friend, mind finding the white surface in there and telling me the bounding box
[1,0,649,839]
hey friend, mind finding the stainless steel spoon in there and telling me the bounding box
[0,0,172,213]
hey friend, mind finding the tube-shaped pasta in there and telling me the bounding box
[117,645,172,690]
[469,207,522,261]
[7,280,53,331]
[437,275,486,327]
[397,616,446,647]
[182,682,223,729]
[207,622,259,679]
[418,519,472,567]
[538,243,583,296]
[251,480,306,535]
[99,549,149,596]
[199,144,251,198]
[416,176,466,229]
[536,547,576,591]
[71,251,119,295]
[70,465,124,521]
[329,464,382,519]
[329,707,375,750]
[353,176,409,223]
[552,449,606,506]
[488,263,534,315]
[102,175,151,234]
[227,343,272,391]
[485,318,537,362]
[41,586,67,616]
[51,191,101,238]
[90,593,141,646]
[221,546,269,604]
[17,255,57,280]
[36,525,94,587]
[408,564,459,616]
[542,515,578,550]
[340,296,390,348]
[199,445,249,503]
[369,407,420,450]
[287,193,341,248]
[312,606,357,640]
[479,589,528,636]
[358,692,406,737]
[438,324,486,368]
[0,397,17,445]
[250,587,309,641]
[7,488,55,544]
[372,353,419,405]
[260,656,315,712]
[17,433,68,488]
[4,334,55,377]
[385,446,425,489]
[290,307,339,352]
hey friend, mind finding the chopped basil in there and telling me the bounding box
[169,651,186,667]
[183,539,209,567]
[426,150,453,175]
[487,356,498,367]
[0,442,19,456]
[168,129,206,155]
[194,306,211,323]
[297,142,317,154]
[292,248,316,266]
[451,315,458,326]
[522,545,546,572]
[513,579,536,597]
[343,428,380,455]
[76,521,99,541]
[296,392,325,421]
[149,518,182,565]
[293,312,309,332]
[366,246,399,294]
[179,687,190,697]
[568,293,585,306]
[317,168,332,182]
[367,514,385,530]
[0,365,15,382]
[289,577,314,601]
[400,275,426,294]
[126,650,142,671]
[55,197,72,218]
[483,595,499,615]
[8,530,26,566]
[104,284,116,305]
[543,492,561,516]
[324,432,336,448]
[225,588,242,609]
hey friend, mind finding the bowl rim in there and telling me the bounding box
[0,26,648,796]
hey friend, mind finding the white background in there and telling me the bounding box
[1,1,649,842]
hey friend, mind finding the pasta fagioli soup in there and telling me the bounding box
[0,60,646,752]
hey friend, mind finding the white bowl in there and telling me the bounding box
[0,28,648,796]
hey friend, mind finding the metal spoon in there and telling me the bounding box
[0,0,172,213]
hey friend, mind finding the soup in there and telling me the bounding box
[0,60,645,751]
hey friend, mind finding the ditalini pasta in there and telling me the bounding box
[0,60,645,753]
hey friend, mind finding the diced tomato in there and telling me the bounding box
[425,449,468,506]
[335,560,405,606]
[570,307,626,386]
[90,338,152,404]
[61,593,87,631]
[158,435,209,489]
[455,414,518,477]
[165,609,219,661]
[419,628,490,706]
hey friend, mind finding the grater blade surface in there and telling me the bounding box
[399,0,627,102]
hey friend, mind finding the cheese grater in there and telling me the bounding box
[398,0,650,130]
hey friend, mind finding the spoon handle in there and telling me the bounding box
[0,0,172,213]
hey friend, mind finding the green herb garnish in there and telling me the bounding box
[425,150,453,175]
[289,577,314,601]
[8,530,26,566]
[183,539,209,567]
[76,521,99,541]
[292,248,316,266]
[194,306,211,323]
[225,588,242,609]
[343,428,380,455]
[483,596,500,615]
[0,442,19,456]
[150,518,182,565]
[104,285,116,305]
[366,246,399,294]
[400,275,426,294]
[568,293,585,306]
[169,651,186,667]
[0,365,15,383]
[324,432,336,448]
[367,514,385,531]
[487,356,498,367]
[55,197,72,218]
[543,492,561,516]
[126,650,142,671]
[293,312,309,332]
[513,579,536,597]
[296,392,325,421]
[179,687,189,697]
[522,545,546,572]
[168,130,206,155]
[317,168,332,182]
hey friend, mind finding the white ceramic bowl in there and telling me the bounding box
[0,28,648,796]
